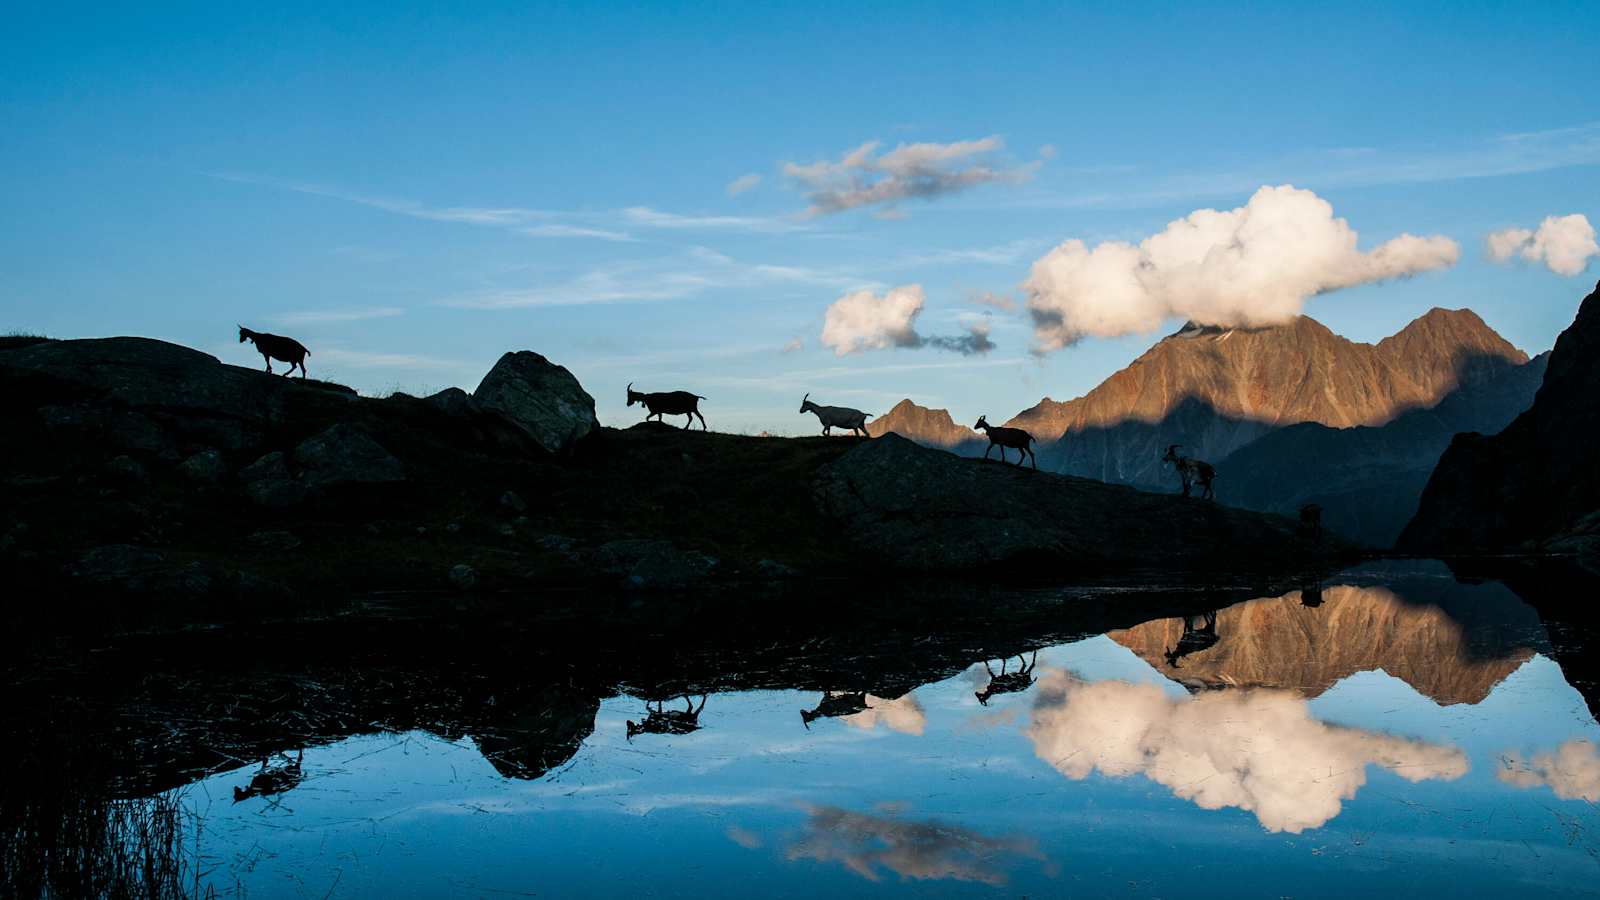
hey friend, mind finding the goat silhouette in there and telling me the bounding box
[1163,611,1220,668]
[627,383,708,430]
[1162,444,1216,499]
[232,749,304,803]
[975,652,1039,705]
[626,695,707,739]
[799,394,872,437]
[974,416,1037,469]
[238,326,310,378]
[800,691,870,729]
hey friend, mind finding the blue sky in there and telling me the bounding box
[3,2,1598,432]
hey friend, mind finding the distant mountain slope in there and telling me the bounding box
[1108,578,1543,706]
[1216,352,1548,548]
[1401,280,1600,566]
[866,399,984,454]
[1006,309,1527,489]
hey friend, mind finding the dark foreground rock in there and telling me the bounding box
[1400,281,1600,569]
[813,434,1342,573]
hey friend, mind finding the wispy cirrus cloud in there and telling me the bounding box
[520,224,637,242]
[442,247,873,310]
[621,206,807,233]
[783,136,1042,218]
[726,173,762,196]
[268,306,406,326]
[207,172,553,225]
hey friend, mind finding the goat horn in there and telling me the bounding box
[627,382,633,392]
[803,392,809,402]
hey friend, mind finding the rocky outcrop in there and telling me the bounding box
[473,351,597,455]
[866,399,983,453]
[1109,576,1544,705]
[1216,352,1548,548]
[1401,281,1600,562]
[1007,309,1526,488]
[812,434,1341,572]
[0,337,358,453]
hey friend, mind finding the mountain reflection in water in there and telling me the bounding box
[5,561,1600,898]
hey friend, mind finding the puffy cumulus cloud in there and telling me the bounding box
[1022,185,1460,351]
[840,693,926,736]
[1026,672,1468,833]
[786,805,1046,885]
[821,285,996,356]
[784,137,1038,217]
[726,173,762,197]
[1498,739,1600,801]
[1486,214,1598,276]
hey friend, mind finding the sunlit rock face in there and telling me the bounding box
[786,805,1046,885]
[1499,740,1600,802]
[840,693,927,736]
[1108,583,1542,705]
[1026,672,1469,833]
[866,400,984,455]
[1005,309,1526,488]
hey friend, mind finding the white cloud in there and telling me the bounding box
[840,693,926,736]
[1022,185,1460,351]
[1486,214,1598,276]
[784,136,1039,217]
[726,173,762,196]
[970,291,1017,312]
[520,224,636,242]
[269,306,405,326]
[786,805,1045,885]
[780,337,804,354]
[822,285,926,354]
[1498,740,1600,801]
[821,285,996,356]
[1026,672,1468,833]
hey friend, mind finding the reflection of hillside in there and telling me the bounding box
[1027,671,1469,833]
[1109,581,1547,705]
[786,805,1045,885]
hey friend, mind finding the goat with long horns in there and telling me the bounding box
[627,383,708,430]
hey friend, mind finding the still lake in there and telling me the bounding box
[8,560,1600,897]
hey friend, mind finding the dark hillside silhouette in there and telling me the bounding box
[1402,280,1600,565]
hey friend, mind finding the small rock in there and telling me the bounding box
[445,522,462,534]
[425,387,480,417]
[73,544,165,581]
[499,491,528,514]
[239,451,309,508]
[178,448,229,485]
[416,526,428,536]
[248,530,302,551]
[595,539,718,588]
[755,559,800,579]
[292,424,405,487]
[105,455,148,483]
[448,564,479,590]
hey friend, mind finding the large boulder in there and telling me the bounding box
[472,351,597,454]
[812,434,1338,573]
